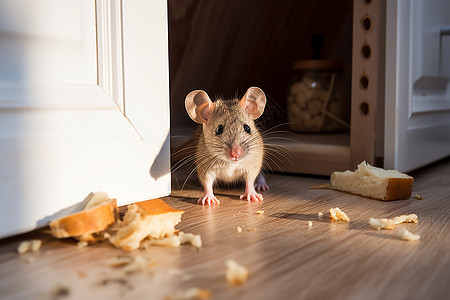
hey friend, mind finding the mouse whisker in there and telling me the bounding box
[264,145,293,165]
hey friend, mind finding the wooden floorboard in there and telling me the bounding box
[1,157,450,300]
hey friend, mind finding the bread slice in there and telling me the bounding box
[109,198,184,251]
[49,192,117,238]
[330,161,413,200]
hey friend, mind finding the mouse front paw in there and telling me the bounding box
[240,191,263,202]
[198,193,221,206]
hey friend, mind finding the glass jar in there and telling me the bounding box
[286,60,349,133]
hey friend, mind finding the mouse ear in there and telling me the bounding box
[240,87,266,119]
[185,90,214,124]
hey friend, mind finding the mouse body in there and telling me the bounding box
[185,87,269,205]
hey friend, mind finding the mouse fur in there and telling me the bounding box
[185,87,268,205]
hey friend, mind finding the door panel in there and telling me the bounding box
[0,0,96,86]
[0,0,171,238]
[385,0,450,172]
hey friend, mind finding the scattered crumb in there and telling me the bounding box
[369,218,396,230]
[318,212,323,217]
[308,221,313,228]
[141,232,202,249]
[122,255,153,274]
[165,287,212,300]
[30,239,42,252]
[76,241,88,248]
[369,214,418,230]
[225,259,249,285]
[17,239,42,254]
[329,207,350,222]
[247,228,257,232]
[179,232,203,248]
[106,255,153,274]
[236,226,243,234]
[17,241,31,254]
[392,214,418,224]
[397,228,420,241]
[309,183,333,189]
[144,236,181,248]
[412,194,423,200]
[256,210,264,215]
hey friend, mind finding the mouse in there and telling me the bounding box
[185,86,269,205]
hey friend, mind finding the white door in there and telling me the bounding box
[0,0,171,238]
[385,0,450,172]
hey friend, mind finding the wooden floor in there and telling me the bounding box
[1,157,450,300]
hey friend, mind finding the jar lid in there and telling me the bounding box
[292,60,344,72]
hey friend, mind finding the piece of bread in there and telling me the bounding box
[329,207,350,222]
[330,161,414,200]
[49,192,117,238]
[109,198,184,251]
[225,259,249,285]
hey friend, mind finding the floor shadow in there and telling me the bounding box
[269,212,328,222]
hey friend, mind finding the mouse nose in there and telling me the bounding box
[230,145,242,161]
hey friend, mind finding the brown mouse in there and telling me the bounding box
[185,87,269,205]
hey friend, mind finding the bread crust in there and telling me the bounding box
[50,198,117,238]
[134,198,183,215]
[386,177,414,200]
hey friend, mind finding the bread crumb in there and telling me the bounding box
[308,221,313,228]
[256,210,264,215]
[145,236,181,248]
[30,240,42,252]
[17,239,42,254]
[397,228,420,241]
[392,214,418,224]
[17,241,31,254]
[329,207,350,222]
[141,232,202,249]
[412,194,423,200]
[369,214,418,230]
[318,212,323,217]
[77,241,88,248]
[122,255,152,274]
[165,287,211,300]
[179,232,203,248]
[225,259,249,285]
[236,226,242,234]
[247,228,256,232]
[369,218,396,230]
[106,255,153,274]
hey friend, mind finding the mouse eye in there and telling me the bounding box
[243,124,251,134]
[215,125,224,135]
